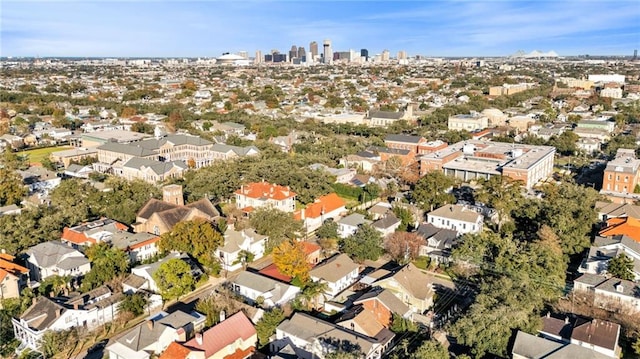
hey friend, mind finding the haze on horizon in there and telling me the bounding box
[1,0,639,58]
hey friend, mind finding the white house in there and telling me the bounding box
[574,274,640,313]
[231,271,300,308]
[578,235,640,281]
[130,252,203,293]
[25,241,91,282]
[426,204,483,235]
[309,254,360,299]
[337,213,372,238]
[13,286,122,351]
[216,227,267,272]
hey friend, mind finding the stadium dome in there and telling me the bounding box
[217,53,245,64]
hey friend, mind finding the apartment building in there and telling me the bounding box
[448,113,489,132]
[601,149,640,199]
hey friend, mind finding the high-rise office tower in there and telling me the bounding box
[289,45,298,62]
[381,49,390,62]
[238,51,248,59]
[360,49,369,60]
[323,39,332,64]
[397,50,407,60]
[310,41,318,61]
[255,50,263,64]
[297,46,306,62]
[634,49,638,60]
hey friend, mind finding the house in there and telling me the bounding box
[0,134,24,149]
[538,314,621,358]
[595,201,640,222]
[133,185,219,235]
[0,204,22,216]
[371,214,400,237]
[416,223,458,264]
[334,305,394,340]
[512,331,612,359]
[25,241,91,282]
[271,312,393,359]
[216,227,267,272]
[158,311,256,359]
[339,150,381,173]
[106,310,206,359]
[374,147,416,167]
[234,181,297,213]
[61,218,129,248]
[337,213,372,238]
[63,164,94,178]
[574,274,640,313]
[231,271,300,308]
[294,193,346,234]
[369,263,434,313]
[578,235,640,281]
[0,253,29,304]
[18,166,61,194]
[368,202,393,220]
[130,252,203,293]
[13,286,124,351]
[426,204,483,235]
[598,216,640,242]
[309,254,360,298]
[269,131,300,152]
[109,231,161,263]
[352,287,413,327]
[308,163,356,184]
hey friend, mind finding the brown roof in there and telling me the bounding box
[182,311,256,357]
[571,318,620,351]
[376,263,433,300]
[310,253,359,283]
[137,198,179,220]
[186,198,220,218]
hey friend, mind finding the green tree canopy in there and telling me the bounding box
[159,218,223,269]
[341,224,383,262]
[118,293,148,317]
[81,243,130,291]
[152,258,196,301]
[412,171,455,211]
[607,253,635,281]
[249,208,302,252]
[0,168,27,206]
[255,308,285,347]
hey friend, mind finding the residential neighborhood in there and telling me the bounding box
[0,51,639,359]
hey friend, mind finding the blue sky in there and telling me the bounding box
[1,0,639,57]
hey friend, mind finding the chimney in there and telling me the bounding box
[73,303,79,310]
[546,312,550,318]
[220,310,226,322]
[195,332,203,346]
[565,316,570,324]
[32,297,37,305]
[55,308,62,317]
[146,320,154,330]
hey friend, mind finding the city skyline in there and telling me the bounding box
[1,0,639,58]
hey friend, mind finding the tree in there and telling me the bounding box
[120,107,137,118]
[389,313,418,333]
[232,250,255,269]
[255,308,285,347]
[341,224,383,262]
[152,258,196,301]
[412,171,455,211]
[131,122,154,134]
[159,219,223,269]
[119,293,148,317]
[81,243,130,291]
[384,232,425,264]
[316,220,338,239]
[89,178,160,224]
[301,280,329,310]
[249,208,302,252]
[272,240,311,284]
[413,339,449,359]
[40,328,77,359]
[475,176,524,231]
[0,298,21,356]
[325,352,361,359]
[392,206,415,232]
[607,253,635,281]
[0,168,27,206]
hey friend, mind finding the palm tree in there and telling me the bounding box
[302,280,329,311]
[232,250,255,270]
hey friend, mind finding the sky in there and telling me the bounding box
[1,0,639,58]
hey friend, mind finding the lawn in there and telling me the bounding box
[19,146,72,165]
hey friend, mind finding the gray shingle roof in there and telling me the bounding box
[310,253,359,283]
[27,241,87,268]
[97,142,156,157]
[384,134,423,144]
[428,204,482,223]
